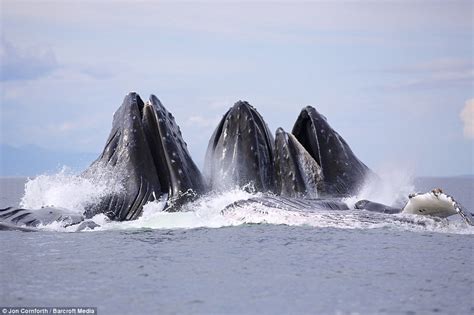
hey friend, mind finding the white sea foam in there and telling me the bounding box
[94,188,256,231]
[20,167,123,214]
[16,167,473,235]
[88,188,473,235]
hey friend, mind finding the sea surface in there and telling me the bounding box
[0,175,473,315]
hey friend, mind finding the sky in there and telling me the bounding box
[0,0,473,177]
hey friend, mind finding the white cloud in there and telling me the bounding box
[0,39,59,81]
[380,58,474,90]
[460,99,474,139]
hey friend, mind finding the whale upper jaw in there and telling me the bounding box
[292,106,372,196]
[143,95,205,208]
[274,128,324,198]
[84,92,204,221]
[204,101,275,192]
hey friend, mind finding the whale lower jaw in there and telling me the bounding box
[291,106,373,196]
[204,101,275,192]
[84,92,205,221]
[274,128,324,198]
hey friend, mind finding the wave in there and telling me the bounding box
[20,167,124,213]
[17,168,474,235]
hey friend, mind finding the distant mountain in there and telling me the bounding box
[0,144,98,177]
[454,174,474,179]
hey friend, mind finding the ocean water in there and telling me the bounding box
[0,175,473,314]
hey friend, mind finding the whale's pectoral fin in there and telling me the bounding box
[0,206,85,230]
[456,206,474,226]
[0,221,39,232]
[402,189,474,226]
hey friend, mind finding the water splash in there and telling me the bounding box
[95,188,256,231]
[15,167,474,235]
[85,188,473,235]
[344,166,415,209]
[20,166,123,214]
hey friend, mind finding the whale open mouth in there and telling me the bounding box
[291,106,372,196]
[142,95,204,206]
[274,127,325,197]
[141,98,174,197]
[291,107,324,169]
[204,101,275,191]
[85,93,204,221]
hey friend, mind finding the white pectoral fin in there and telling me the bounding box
[402,189,474,226]
[455,204,474,227]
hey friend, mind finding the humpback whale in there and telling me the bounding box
[0,92,206,229]
[1,94,472,230]
[273,128,324,198]
[204,103,373,197]
[222,195,349,214]
[82,92,162,220]
[83,92,205,221]
[0,206,84,228]
[204,101,275,192]
[204,102,373,198]
[0,206,100,232]
[292,106,373,196]
[204,102,472,225]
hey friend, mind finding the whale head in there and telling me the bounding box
[204,101,274,192]
[274,127,324,198]
[142,95,205,207]
[84,92,205,220]
[292,106,372,196]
